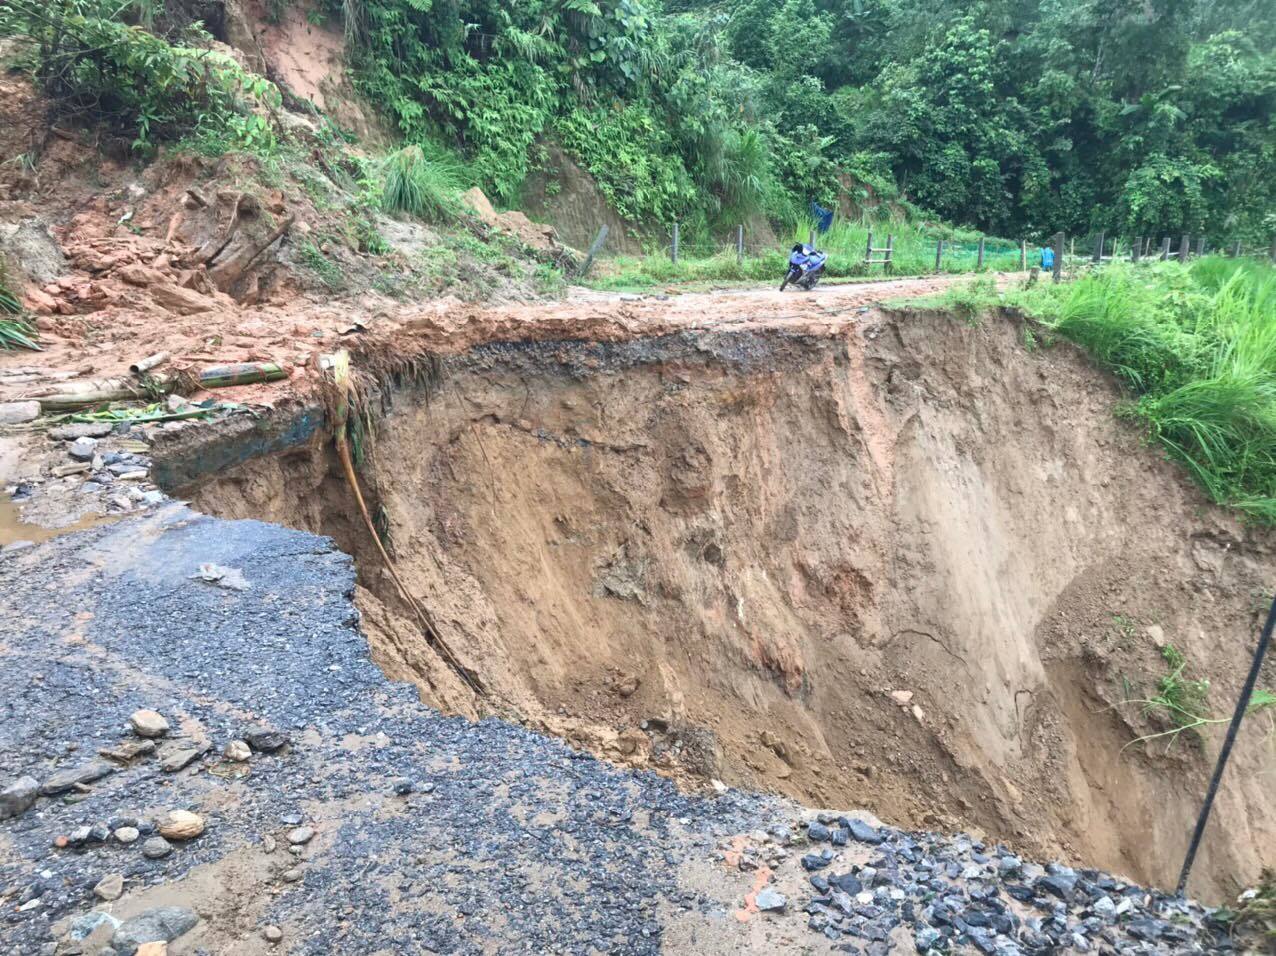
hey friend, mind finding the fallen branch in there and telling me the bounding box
[209,214,295,290]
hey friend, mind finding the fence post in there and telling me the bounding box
[671,223,679,263]
[1069,236,1075,259]
[885,234,894,274]
[1179,233,1190,263]
[1019,240,1027,270]
[578,224,608,279]
[1196,237,1206,258]
[1269,236,1275,262]
[1053,232,1064,283]
[866,230,873,266]
[1231,240,1242,258]
[809,228,817,248]
[934,239,943,273]
[1132,237,1140,262]
[1093,230,1104,263]
[736,225,744,265]
[976,237,985,270]
[1161,237,1171,260]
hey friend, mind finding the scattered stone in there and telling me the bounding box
[112,906,199,955]
[889,689,914,706]
[0,775,40,819]
[95,873,125,901]
[709,778,728,795]
[115,826,140,844]
[806,821,831,842]
[1092,895,1116,919]
[48,422,114,441]
[157,809,205,840]
[99,739,157,762]
[1146,624,1166,648]
[70,911,121,941]
[0,401,41,425]
[159,742,208,773]
[262,925,283,944]
[141,836,173,859]
[244,728,290,753]
[287,826,314,845]
[281,867,303,883]
[801,853,831,871]
[843,818,885,844]
[68,437,98,461]
[223,739,251,762]
[129,709,169,738]
[136,944,169,956]
[391,778,414,796]
[754,888,786,912]
[41,761,114,795]
[1037,872,1077,901]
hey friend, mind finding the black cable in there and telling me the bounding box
[1176,592,1276,896]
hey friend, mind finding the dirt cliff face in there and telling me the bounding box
[191,307,1276,903]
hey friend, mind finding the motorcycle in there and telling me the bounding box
[780,243,827,291]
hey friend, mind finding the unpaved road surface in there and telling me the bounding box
[0,505,1230,953]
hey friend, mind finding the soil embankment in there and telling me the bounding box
[186,299,1276,903]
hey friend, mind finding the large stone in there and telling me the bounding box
[42,761,114,795]
[223,740,251,762]
[112,907,199,955]
[754,887,787,912]
[94,873,125,901]
[141,836,172,859]
[159,742,208,772]
[48,422,114,440]
[286,826,314,845]
[843,818,885,845]
[157,810,205,841]
[68,437,98,461]
[129,709,169,738]
[0,402,40,425]
[0,775,40,819]
[151,283,214,316]
[244,728,290,753]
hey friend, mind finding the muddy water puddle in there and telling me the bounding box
[0,496,115,548]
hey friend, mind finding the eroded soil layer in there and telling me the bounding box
[189,308,1276,902]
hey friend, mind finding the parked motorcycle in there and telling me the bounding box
[780,243,827,291]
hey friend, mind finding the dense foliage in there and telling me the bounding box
[1013,258,1276,520]
[343,0,1274,242]
[0,0,280,153]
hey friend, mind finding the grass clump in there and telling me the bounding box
[1012,258,1276,520]
[381,145,461,222]
[0,265,41,351]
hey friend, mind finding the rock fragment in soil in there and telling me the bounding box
[754,887,786,912]
[112,906,199,955]
[114,826,140,844]
[68,437,98,461]
[244,728,289,752]
[41,761,113,795]
[129,709,170,738]
[223,739,251,762]
[286,826,314,845]
[0,401,40,425]
[141,836,173,859]
[0,775,40,819]
[157,809,205,840]
[159,742,208,772]
[94,873,125,901]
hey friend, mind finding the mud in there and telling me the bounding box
[186,304,1276,904]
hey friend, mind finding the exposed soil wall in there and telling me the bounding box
[188,308,1276,903]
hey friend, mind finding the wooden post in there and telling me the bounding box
[736,225,744,265]
[1231,240,1242,258]
[1070,236,1075,259]
[1269,236,1275,262]
[1019,240,1027,270]
[1132,237,1140,262]
[671,223,679,263]
[1196,236,1206,257]
[866,230,873,266]
[1053,232,1064,283]
[976,237,985,270]
[578,224,608,278]
[885,234,894,273]
[935,239,944,273]
[809,228,817,248]
[1093,231,1104,263]
[1161,237,1171,260]
[1179,233,1190,263]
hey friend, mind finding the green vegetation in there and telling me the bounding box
[1114,642,1275,753]
[1225,870,1276,946]
[335,0,1272,245]
[587,220,1022,290]
[380,145,461,221]
[1013,258,1276,520]
[0,0,280,154]
[0,264,41,352]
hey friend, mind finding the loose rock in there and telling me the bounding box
[112,906,199,955]
[159,743,208,772]
[41,761,114,795]
[287,826,314,845]
[68,437,98,461]
[244,728,289,753]
[754,887,786,912]
[129,710,169,738]
[94,873,125,901]
[262,925,283,943]
[223,740,251,762]
[0,775,40,820]
[141,836,172,859]
[157,809,205,840]
[114,826,140,844]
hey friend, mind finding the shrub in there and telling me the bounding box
[380,145,461,222]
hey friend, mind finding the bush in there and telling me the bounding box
[380,145,461,222]
[0,0,280,153]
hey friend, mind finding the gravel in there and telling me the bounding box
[0,505,1231,954]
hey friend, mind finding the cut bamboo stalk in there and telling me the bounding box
[198,363,286,389]
[130,351,170,376]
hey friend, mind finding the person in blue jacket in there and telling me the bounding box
[1040,245,1055,270]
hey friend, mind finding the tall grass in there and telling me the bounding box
[381,144,462,222]
[1013,258,1276,520]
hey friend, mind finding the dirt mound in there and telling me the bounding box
[189,304,1276,903]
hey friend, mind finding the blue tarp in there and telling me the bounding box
[811,203,834,233]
